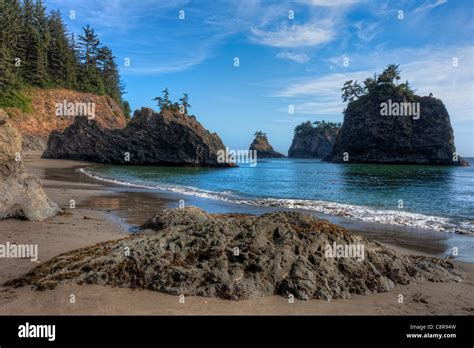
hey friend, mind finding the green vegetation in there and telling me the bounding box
[0,0,130,118]
[341,64,415,103]
[154,89,192,114]
[254,131,267,139]
[0,90,32,113]
[294,120,341,136]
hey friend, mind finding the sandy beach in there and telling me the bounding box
[1,154,473,315]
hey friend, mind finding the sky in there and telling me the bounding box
[44,0,474,156]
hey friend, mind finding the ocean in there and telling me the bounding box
[81,157,474,236]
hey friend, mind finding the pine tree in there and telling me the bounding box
[0,0,23,92]
[28,0,50,86]
[162,88,170,108]
[97,46,121,101]
[78,25,104,94]
[179,93,191,114]
[48,10,76,87]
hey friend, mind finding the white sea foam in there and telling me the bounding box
[79,168,474,235]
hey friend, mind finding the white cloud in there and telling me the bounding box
[414,0,448,13]
[296,0,361,6]
[124,58,205,75]
[276,52,311,64]
[274,71,369,98]
[250,23,334,48]
[273,70,369,116]
[354,21,381,41]
[272,46,474,123]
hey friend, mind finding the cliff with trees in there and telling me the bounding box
[0,0,130,150]
[0,0,130,116]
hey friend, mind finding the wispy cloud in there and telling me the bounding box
[124,53,209,75]
[296,0,362,7]
[250,23,334,48]
[276,52,311,64]
[413,0,448,13]
[354,21,381,41]
[272,46,474,122]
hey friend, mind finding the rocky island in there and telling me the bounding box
[249,131,285,158]
[288,121,340,158]
[325,65,468,166]
[43,106,233,167]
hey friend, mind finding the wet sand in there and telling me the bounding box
[1,155,474,314]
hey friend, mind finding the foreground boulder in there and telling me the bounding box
[288,121,339,158]
[6,207,461,300]
[0,110,60,220]
[249,132,285,158]
[43,107,233,167]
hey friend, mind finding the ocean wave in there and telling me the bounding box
[79,168,474,235]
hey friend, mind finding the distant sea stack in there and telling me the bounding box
[288,121,340,158]
[43,107,233,167]
[325,65,468,166]
[249,131,285,158]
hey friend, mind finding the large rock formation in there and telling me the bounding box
[7,207,461,300]
[249,132,285,158]
[325,92,468,165]
[288,121,339,158]
[7,88,127,151]
[43,108,233,167]
[0,109,60,220]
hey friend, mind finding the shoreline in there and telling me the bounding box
[1,155,473,314]
[37,154,474,263]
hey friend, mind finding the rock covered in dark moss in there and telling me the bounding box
[6,207,462,300]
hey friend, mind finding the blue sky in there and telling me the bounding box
[45,0,474,156]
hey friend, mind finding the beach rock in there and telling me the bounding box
[249,133,285,158]
[6,207,462,300]
[0,109,60,221]
[7,88,128,152]
[288,121,339,158]
[325,95,468,165]
[42,108,233,167]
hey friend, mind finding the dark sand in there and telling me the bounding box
[1,154,473,314]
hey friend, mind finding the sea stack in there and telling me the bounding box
[325,65,468,166]
[288,121,340,158]
[249,131,285,158]
[43,107,234,167]
[0,109,60,220]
